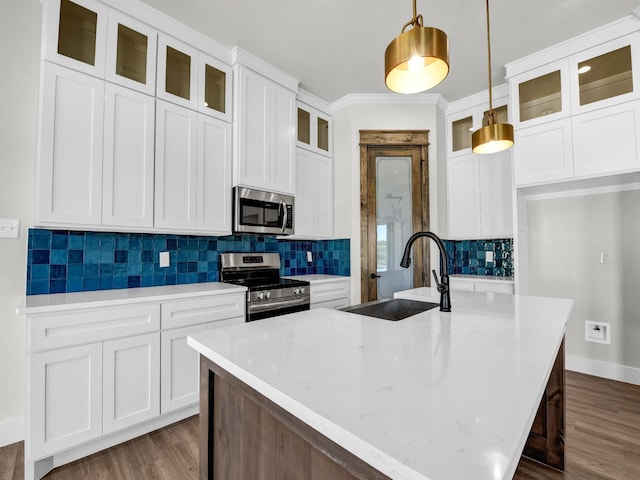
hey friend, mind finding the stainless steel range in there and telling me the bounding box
[219,253,310,322]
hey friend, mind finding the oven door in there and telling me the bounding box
[246,296,310,322]
[233,187,294,235]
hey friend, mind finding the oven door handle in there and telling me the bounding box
[280,200,287,234]
[248,296,309,314]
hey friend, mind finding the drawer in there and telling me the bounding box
[29,304,160,352]
[310,281,350,304]
[161,293,245,330]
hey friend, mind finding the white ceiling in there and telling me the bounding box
[141,0,640,104]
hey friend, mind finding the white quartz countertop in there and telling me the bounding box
[17,282,247,315]
[283,274,350,283]
[188,289,572,480]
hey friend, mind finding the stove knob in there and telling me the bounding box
[293,288,300,295]
[265,291,271,299]
[300,287,306,294]
[257,292,265,300]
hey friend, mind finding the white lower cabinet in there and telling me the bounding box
[102,332,160,434]
[449,277,514,295]
[29,343,103,458]
[24,289,245,480]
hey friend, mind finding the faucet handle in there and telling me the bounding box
[431,269,441,289]
[432,269,449,294]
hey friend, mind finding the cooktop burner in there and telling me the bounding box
[219,253,309,291]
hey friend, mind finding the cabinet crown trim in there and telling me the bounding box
[232,47,299,92]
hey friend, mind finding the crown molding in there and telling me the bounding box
[232,47,299,92]
[331,93,446,114]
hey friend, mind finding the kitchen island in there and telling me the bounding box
[187,289,572,479]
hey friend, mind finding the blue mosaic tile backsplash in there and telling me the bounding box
[27,229,350,295]
[444,238,513,276]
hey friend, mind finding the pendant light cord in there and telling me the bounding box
[485,0,494,121]
[402,0,423,31]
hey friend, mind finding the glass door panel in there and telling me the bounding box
[317,117,329,151]
[297,108,311,144]
[519,70,562,122]
[115,24,147,84]
[578,45,633,106]
[203,64,226,114]
[58,0,98,66]
[165,46,191,100]
[376,156,413,298]
[452,116,473,152]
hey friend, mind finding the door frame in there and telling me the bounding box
[359,130,431,303]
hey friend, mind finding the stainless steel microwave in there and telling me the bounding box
[232,187,294,235]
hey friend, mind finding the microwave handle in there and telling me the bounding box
[280,200,287,233]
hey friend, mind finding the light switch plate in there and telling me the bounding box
[307,251,313,262]
[0,219,20,238]
[485,251,494,263]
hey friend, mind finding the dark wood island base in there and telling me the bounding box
[198,339,566,479]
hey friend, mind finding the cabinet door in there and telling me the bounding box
[448,155,480,238]
[160,323,207,413]
[155,100,197,230]
[270,84,296,194]
[102,83,155,228]
[103,332,160,434]
[235,67,270,189]
[197,115,232,233]
[36,63,104,226]
[43,0,108,78]
[513,119,573,186]
[157,34,198,110]
[479,149,513,237]
[105,10,157,95]
[29,343,102,458]
[198,53,232,122]
[315,153,333,238]
[572,100,640,177]
[295,149,333,238]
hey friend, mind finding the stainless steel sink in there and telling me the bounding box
[340,298,439,321]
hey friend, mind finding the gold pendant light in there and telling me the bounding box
[385,0,449,94]
[471,0,514,154]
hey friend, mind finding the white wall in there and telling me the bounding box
[0,0,41,445]
[527,189,640,383]
[332,96,447,305]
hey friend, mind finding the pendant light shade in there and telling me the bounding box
[471,0,514,154]
[385,0,449,94]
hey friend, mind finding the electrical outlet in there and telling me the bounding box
[306,251,313,263]
[600,251,611,264]
[485,251,494,263]
[0,219,20,239]
[159,251,170,268]
[585,320,611,344]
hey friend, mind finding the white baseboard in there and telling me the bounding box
[566,354,640,386]
[0,416,25,448]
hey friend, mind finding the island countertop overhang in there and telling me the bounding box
[188,289,573,480]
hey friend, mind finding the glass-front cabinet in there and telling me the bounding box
[157,34,199,110]
[198,53,232,122]
[447,101,509,156]
[44,0,108,77]
[105,11,157,95]
[568,34,640,114]
[296,101,332,156]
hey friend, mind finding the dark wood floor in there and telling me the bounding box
[2,371,639,479]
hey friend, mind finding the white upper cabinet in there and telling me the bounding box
[294,148,333,238]
[234,64,296,194]
[297,101,332,157]
[36,63,104,226]
[44,0,108,78]
[102,83,155,228]
[446,92,513,239]
[105,10,157,95]
[507,23,640,186]
[156,34,199,111]
[154,100,198,230]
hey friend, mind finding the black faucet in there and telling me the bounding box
[400,231,451,312]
